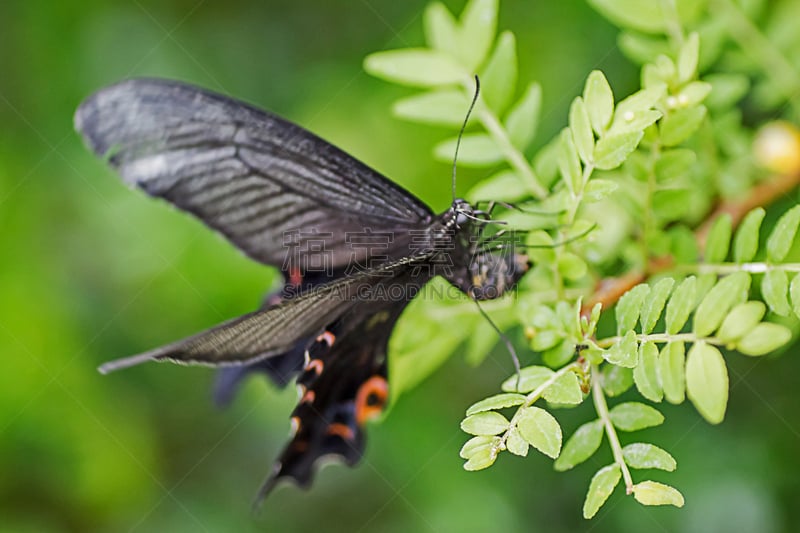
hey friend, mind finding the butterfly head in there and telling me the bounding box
[451,198,480,228]
[466,248,529,300]
[439,198,530,300]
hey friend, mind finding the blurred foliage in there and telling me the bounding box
[1,0,800,532]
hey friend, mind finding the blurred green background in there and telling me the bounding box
[1,1,799,531]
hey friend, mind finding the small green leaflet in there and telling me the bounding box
[517,406,562,459]
[608,402,664,431]
[583,464,621,519]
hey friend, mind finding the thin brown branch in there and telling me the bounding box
[582,168,800,317]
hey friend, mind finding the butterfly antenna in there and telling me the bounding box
[452,75,481,202]
[474,299,522,388]
[507,223,598,251]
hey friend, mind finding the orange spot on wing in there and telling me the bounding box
[327,422,355,441]
[315,330,336,347]
[301,389,316,404]
[355,375,389,426]
[304,359,324,375]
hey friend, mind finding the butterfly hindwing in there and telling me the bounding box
[258,264,424,499]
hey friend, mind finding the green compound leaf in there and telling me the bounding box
[480,31,517,115]
[570,97,595,164]
[632,481,685,507]
[660,342,686,404]
[393,89,469,127]
[434,133,503,166]
[517,406,562,459]
[733,208,766,263]
[584,70,614,135]
[594,130,644,170]
[640,278,675,334]
[609,402,664,431]
[604,330,639,368]
[665,276,697,334]
[459,435,499,459]
[622,443,677,471]
[602,364,634,397]
[717,301,766,344]
[501,365,554,393]
[761,269,791,316]
[559,128,582,194]
[634,341,663,402]
[766,205,800,262]
[461,411,510,435]
[543,371,584,405]
[505,82,542,150]
[660,105,707,147]
[583,464,621,519]
[686,342,728,424]
[506,427,529,457]
[554,419,603,471]
[364,48,467,87]
[466,393,526,416]
[616,284,651,335]
[704,214,732,263]
[693,272,751,337]
[735,323,793,356]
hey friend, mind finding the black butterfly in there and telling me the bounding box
[74,78,528,500]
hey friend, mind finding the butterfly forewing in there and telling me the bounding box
[97,254,432,374]
[74,78,433,269]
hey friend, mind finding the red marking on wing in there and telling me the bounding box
[288,266,303,287]
[327,422,355,441]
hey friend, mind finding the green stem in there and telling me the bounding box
[642,140,662,266]
[679,262,800,274]
[498,362,581,451]
[591,364,634,493]
[710,0,800,117]
[597,332,725,348]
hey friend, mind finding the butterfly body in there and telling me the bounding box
[75,78,528,499]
